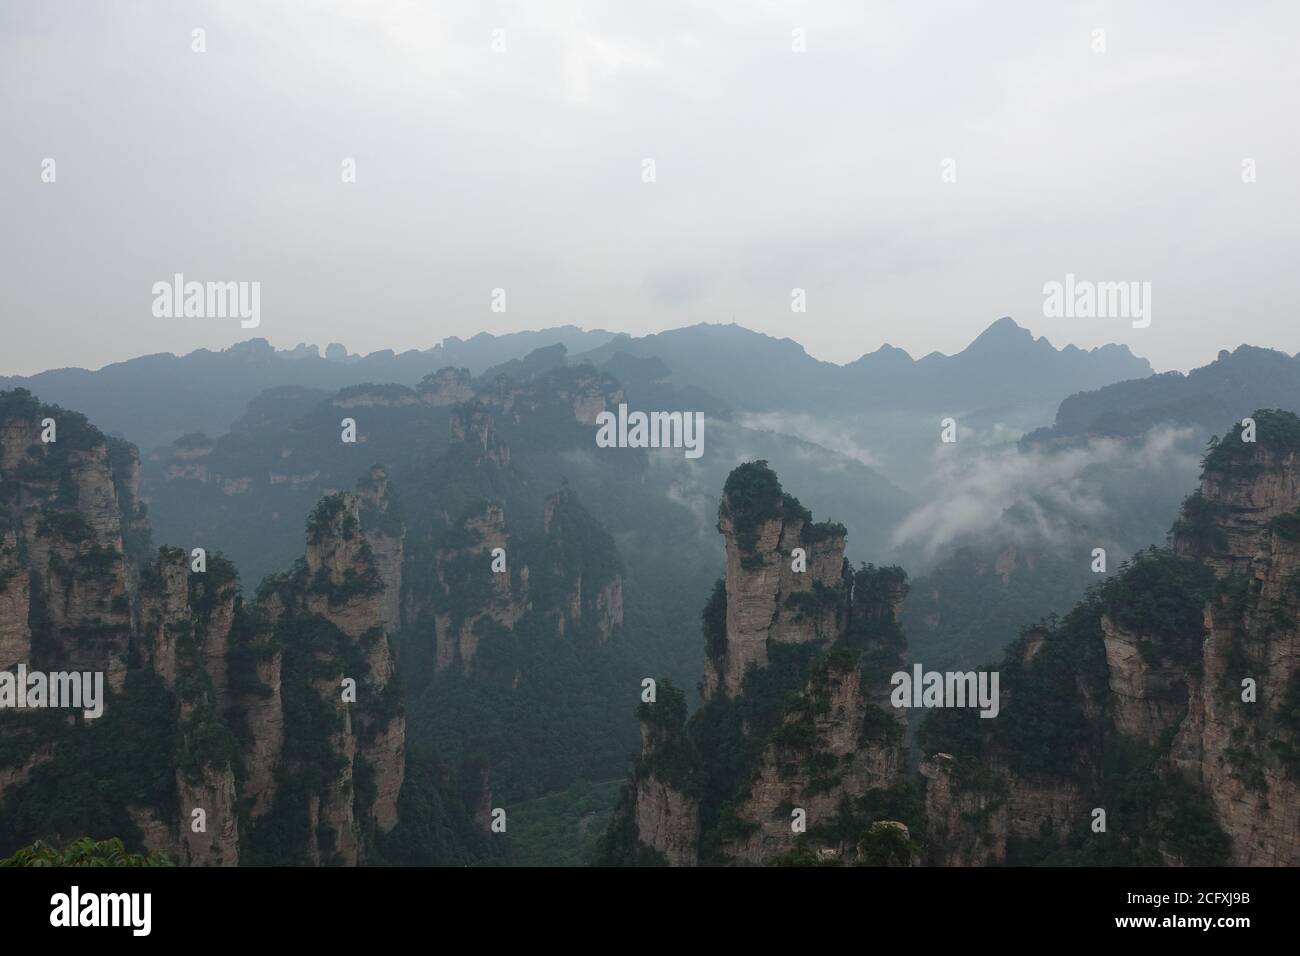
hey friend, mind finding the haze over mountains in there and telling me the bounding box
[6,314,1300,866]
[0,327,620,454]
[1,317,1149,458]
[1029,344,1300,445]
[577,317,1151,417]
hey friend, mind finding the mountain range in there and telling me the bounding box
[5,317,1300,867]
[1,318,1150,459]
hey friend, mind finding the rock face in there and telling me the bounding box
[0,389,409,866]
[1166,417,1300,865]
[253,475,408,862]
[147,548,243,866]
[922,410,1300,867]
[632,713,701,867]
[723,647,905,864]
[418,367,474,407]
[1101,614,1189,742]
[540,488,625,644]
[0,396,134,691]
[919,746,1085,867]
[422,483,625,674]
[231,599,283,821]
[359,466,404,633]
[450,406,511,468]
[703,471,849,698]
[389,363,640,816]
[633,775,699,866]
[429,501,522,672]
[0,530,30,669]
[603,461,911,866]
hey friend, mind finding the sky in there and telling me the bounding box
[2,0,1298,376]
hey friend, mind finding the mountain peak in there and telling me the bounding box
[964,317,1034,351]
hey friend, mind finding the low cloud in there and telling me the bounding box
[736,412,882,468]
[889,426,1201,564]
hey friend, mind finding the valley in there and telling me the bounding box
[4,321,1300,866]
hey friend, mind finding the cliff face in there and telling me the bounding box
[0,394,133,690]
[473,362,624,428]
[1166,416,1300,864]
[414,389,627,676]
[418,367,474,407]
[922,410,1300,866]
[0,391,241,865]
[423,488,627,670]
[629,696,701,867]
[918,619,1090,867]
[603,461,912,866]
[143,548,243,866]
[393,365,640,810]
[722,638,906,864]
[449,405,511,469]
[428,501,523,672]
[0,389,412,866]
[539,488,625,644]
[250,472,407,863]
[703,473,848,698]
[0,528,29,669]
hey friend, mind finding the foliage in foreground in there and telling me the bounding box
[0,836,174,867]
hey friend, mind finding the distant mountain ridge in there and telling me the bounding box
[575,317,1153,415]
[0,327,619,453]
[1028,345,1300,444]
[1,318,1150,457]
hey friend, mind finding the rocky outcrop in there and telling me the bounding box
[556,366,624,425]
[257,477,408,859]
[724,652,903,863]
[0,390,412,866]
[473,360,623,426]
[450,406,510,468]
[634,776,699,867]
[230,603,284,821]
[304,494,387,640]
[358,466,403,633]
[628,686,700,866]
[418,367,474,407]
[704,462,849,699]
[604,462,910,866]
[0,392,133,689]
[0,530,30,669]
[331,386,421,410]
[1101,614,1190,743]
[425,487,624,673]
[176,762,241,866]
[1166,415,1300,865]
[539,488,625,644]
[124,544,245,866]
[922,410,1300,866]
[0,391,256,866]
[137,550,195,689]
[920,751,1084,867]
[430,501,524,672]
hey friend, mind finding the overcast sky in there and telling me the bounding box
[2,0,1297,376]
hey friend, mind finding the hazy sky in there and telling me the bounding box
[2,0,1298,376]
